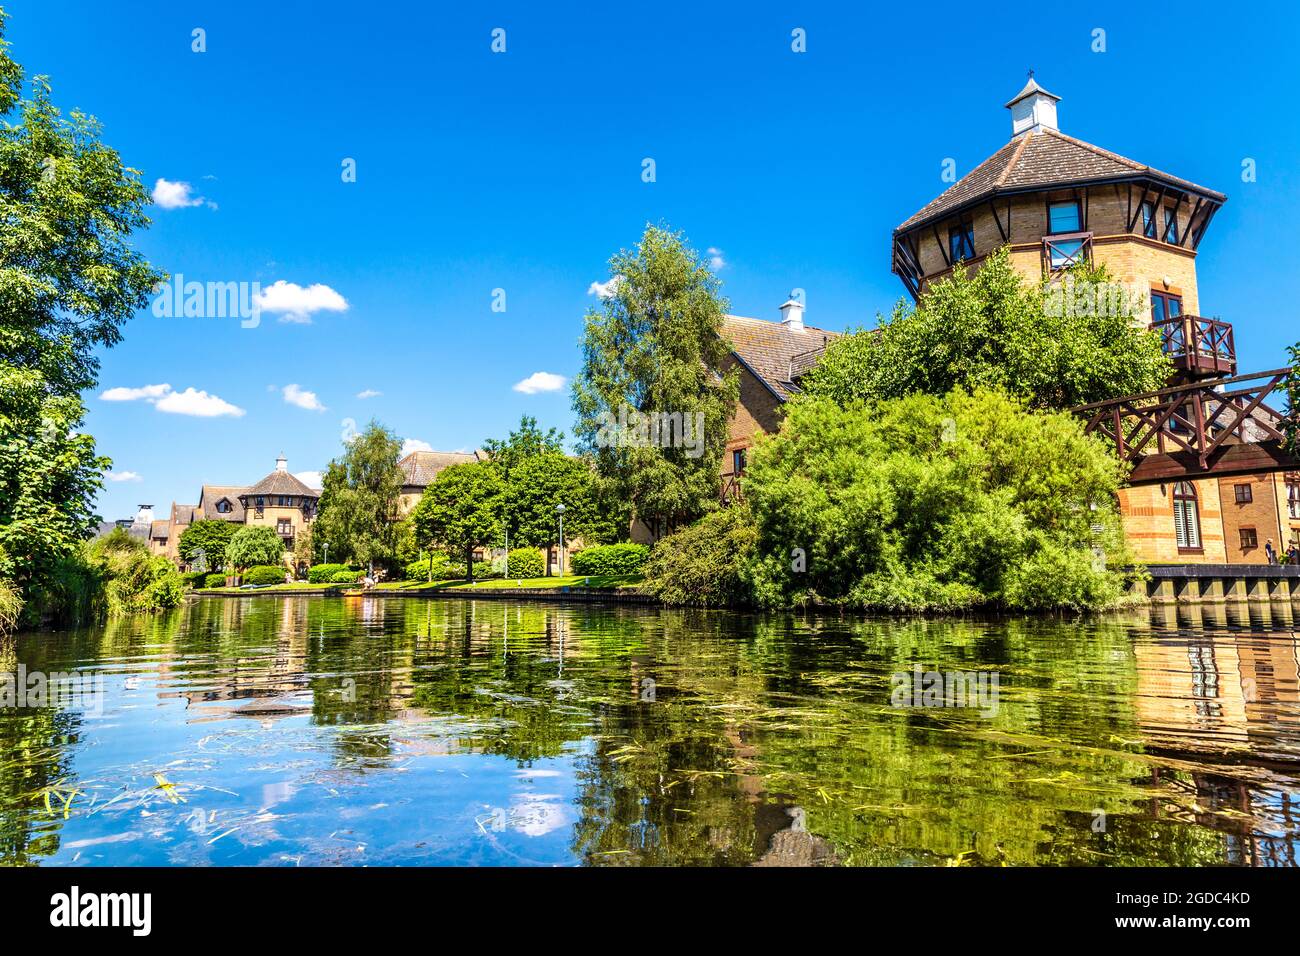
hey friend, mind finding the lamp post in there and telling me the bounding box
[556,503,566,576]
[323,542,329,566]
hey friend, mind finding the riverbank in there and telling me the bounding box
[194,574,651,604]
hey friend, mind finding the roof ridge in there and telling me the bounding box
[995,132,1033,187]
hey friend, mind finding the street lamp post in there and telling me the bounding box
[556,503,566,577]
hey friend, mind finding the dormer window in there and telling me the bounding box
[216,499,232,514]
[948,223,975,262]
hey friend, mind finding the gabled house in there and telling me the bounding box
[397,449,484,514]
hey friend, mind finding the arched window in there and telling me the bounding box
[1173,481,1201,550]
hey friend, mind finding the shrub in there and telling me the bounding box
[506,547,545,578]
[0,579,22,634]
[181,570,208,588]
[442,562,467,579]
[472,560,501,579]
[571,543,649,576]
[645,507,757,606]
[204,572,228,589]
[84,532,186,615]
[330,569,363,583]
[243,565,287,586]
[405,553,451,581]
[308,563,350,584]
[743,389,1132,612]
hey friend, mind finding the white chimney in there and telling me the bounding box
[1005,73,1060,138]
[778,295,805,332]
[275,453,288,473]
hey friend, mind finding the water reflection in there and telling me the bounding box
[0,596,1297,866]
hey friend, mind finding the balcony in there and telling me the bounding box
[1152,315,1236,379]
[1042,231,1092,275]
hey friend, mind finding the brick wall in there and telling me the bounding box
[1218,474,1283,563]
[1118,478,1227,564]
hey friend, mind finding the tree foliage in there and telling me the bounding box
[742,390,1133,612]
[483,415,564,478]
[644,504,758,607]
[0,9,161,616]
[801,248,1171,412]
[313,420,404,570]
[224,525,285,571]
[178,519,237,569]
[572,225,739,533]
[411,462,504,581]
[507,451,620,550]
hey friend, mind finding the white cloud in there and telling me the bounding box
[356,389,382,399]
[98,383,244,418]
[707,247,726,271]
[282,383,327,412]
[513,371,567,394]
[100,383,171,402]
[155,388,245,418]
[151,178,215,210]
[295,470,323,490]
[587,276,622,299]
[256,280,349,324]
[400,438,433,457]
[108,470,143,483]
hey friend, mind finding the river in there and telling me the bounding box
[1,595,1297,866]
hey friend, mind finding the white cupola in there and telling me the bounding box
[1005,73,1060,138]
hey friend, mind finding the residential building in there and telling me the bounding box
[397,450,483,515]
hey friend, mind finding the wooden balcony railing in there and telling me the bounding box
[1152,315,1236,378]
[1042,231,1093,275]
[720,472,743,504]
[1073,367,1293,472]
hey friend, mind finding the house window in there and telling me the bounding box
[255,496,264,510]
[1048,200,1081,234]
[1150,290,1182,324]
[1141,201,1157,238]
[1046,200,1084,269]
[1234,483,1253,504]
[733,448,747,476]
[276,518,292,536]
[1239,528,1258,550]
[1173,481,1202,551]
[1163,207,1179,244]
[216,500,232,514]
[1289,481,1300,519]
[948,223,975,262]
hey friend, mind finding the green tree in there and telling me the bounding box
[225,526,285,571]
[572,225,739,535]
[743,389,1133,612]
[801,247,1171,412]
[0,9,162,620]
[313,421,404,571]
[507,451,618,573]
[177,519,237,570]
[411,462,504,581]
[483,415,564,478]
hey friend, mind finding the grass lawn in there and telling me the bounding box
[377,574,644,592]
[195,581,351,593]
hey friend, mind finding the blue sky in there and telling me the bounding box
[7,0,1299,519]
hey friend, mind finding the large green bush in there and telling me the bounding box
[645,506,758,606]
[506,547,545,578]
[571,543,649,576]
[85,530,185,615]
[180,570,208,589]
[330,569,363,583]
[743,389,1133,612]
[203,572,228,589]
[308,563,351,584]
[242,565,287,586]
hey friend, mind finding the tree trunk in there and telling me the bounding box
[466,544,474,582]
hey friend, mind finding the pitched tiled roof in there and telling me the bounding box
[398,450,481,488]
[242,470,320,499]
[720,315,841,401]
[896,128,1225,233]
[149,519,169,540]
[170,503,196,525]
[198,485,247,522]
